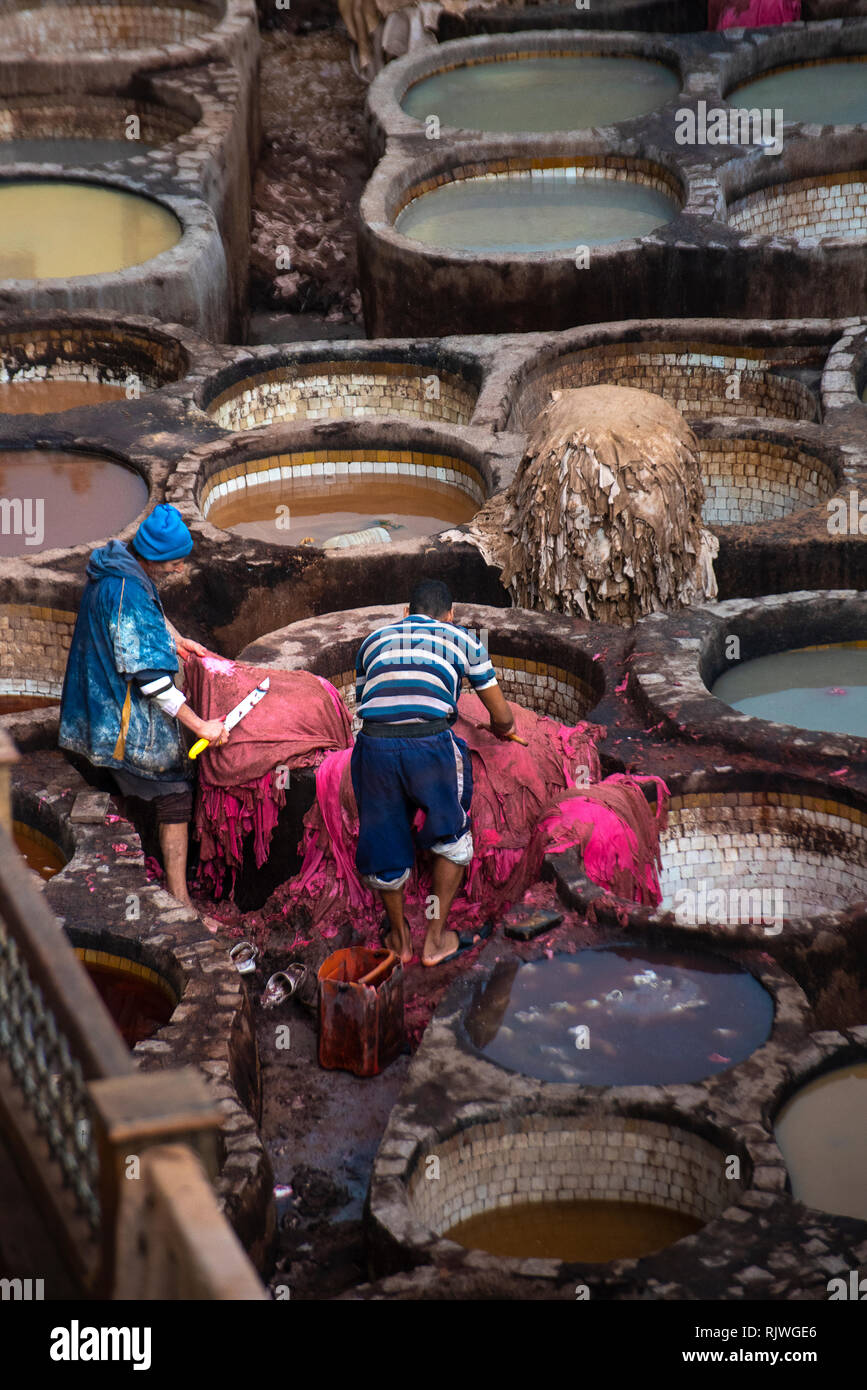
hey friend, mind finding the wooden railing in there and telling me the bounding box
[0,729,265,1299]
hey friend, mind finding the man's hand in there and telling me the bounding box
[176,637,209,662]
[197,718,228,746]
[490,716,516,741]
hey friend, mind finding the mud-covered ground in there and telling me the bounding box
[249,27,368,332]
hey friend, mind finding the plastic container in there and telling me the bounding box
[317,946,405,1077]
[321,526,391,550]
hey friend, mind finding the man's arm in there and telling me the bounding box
[474,682,515,737]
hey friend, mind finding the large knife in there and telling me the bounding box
[188,677,270,760]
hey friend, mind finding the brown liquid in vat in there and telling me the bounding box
[445,1198,702,1262]
[0,449,148,556]
[207,476,478,546]
[0,694,59,713]
[13,823,65,880]
[0,379,128,415]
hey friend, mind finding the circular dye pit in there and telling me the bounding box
[511,343,818,429]
[0,182,180,279]
[394,166,679,253]
[401,55,679,133]
[711,642,867,736]
[463,946,772,1085]
[775,1061,867,1222]
[729,58,867,128]
[0,378,128,414]
[409,1113,741,1265]
[445,1197,701,1262]
[0,450,148,557]
[697,437,837,526]
[75,948,177,1048]
[728,172,867,240]
[0,138,157,164]
[657,789,867,925]
[0,4,216,52]
[13,819,65,879]
[206,361,479,429]
[200,448,484,547]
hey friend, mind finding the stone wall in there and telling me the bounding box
[698,437,837,526]
[729,174,867,240]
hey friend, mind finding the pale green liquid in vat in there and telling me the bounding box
[711,643,867,736]
[775,1062,867,1221]
[402,56,679,132]
[730,60,867,128]
[395,176,677,253]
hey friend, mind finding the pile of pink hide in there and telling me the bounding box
[273,689,669,939]
[708,0,800,29]
[183,655,352,891]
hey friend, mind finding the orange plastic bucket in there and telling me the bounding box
[317,946,405,1077]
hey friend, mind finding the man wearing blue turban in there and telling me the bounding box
[60,504,227,913]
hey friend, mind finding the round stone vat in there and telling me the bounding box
[11,785,72,880]
[198,444,487,548]
[66,929,182,1049]
[13,816,66,879]
[728,170,867,241]
[0,448,148,557]
[459,944,774,1087]
[508,339,819,430]
[0,91,196,166]
[0,179,180,279]
[408,1113,744,1265]
[0,314,190,414]
[656,782,867,928]
[727,57,867,130]
[631,592,867,770]
[393,156,681,254]
[774,1054,867,1222]
[400,52,679,134]
[203,353,481,431]
[0,0,222,53]
[0,601,75,711]
[711,641,867,738]
[695,433,839,527]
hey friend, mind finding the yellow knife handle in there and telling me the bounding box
[188,738,210,760]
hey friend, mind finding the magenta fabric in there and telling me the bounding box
[709,0,800,28]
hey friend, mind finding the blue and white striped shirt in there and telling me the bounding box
[356,615,497,724]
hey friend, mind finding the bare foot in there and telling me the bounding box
[382,918,414,965]
[422,928,460,968]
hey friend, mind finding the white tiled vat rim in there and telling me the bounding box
[658,791,867,923]
[408,1113,743,1243]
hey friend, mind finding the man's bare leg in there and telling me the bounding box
[422,856,467,966]
[380,885,414,964]
[159,821,193,907]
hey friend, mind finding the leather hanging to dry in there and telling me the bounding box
[463,386,719,624]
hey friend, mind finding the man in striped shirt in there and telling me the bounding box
[351,579,516,967]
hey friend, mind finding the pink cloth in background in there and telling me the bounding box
[709,0,800,28]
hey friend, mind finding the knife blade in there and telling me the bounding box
[188,677,270,759]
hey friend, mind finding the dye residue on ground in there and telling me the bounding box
[774,1061,867,1223]
[206,475,478,546]
[445,1197,702,1262]
[463,946,772,1085]
[711,642,867,737]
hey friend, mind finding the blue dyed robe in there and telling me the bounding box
[59,540,189,781]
